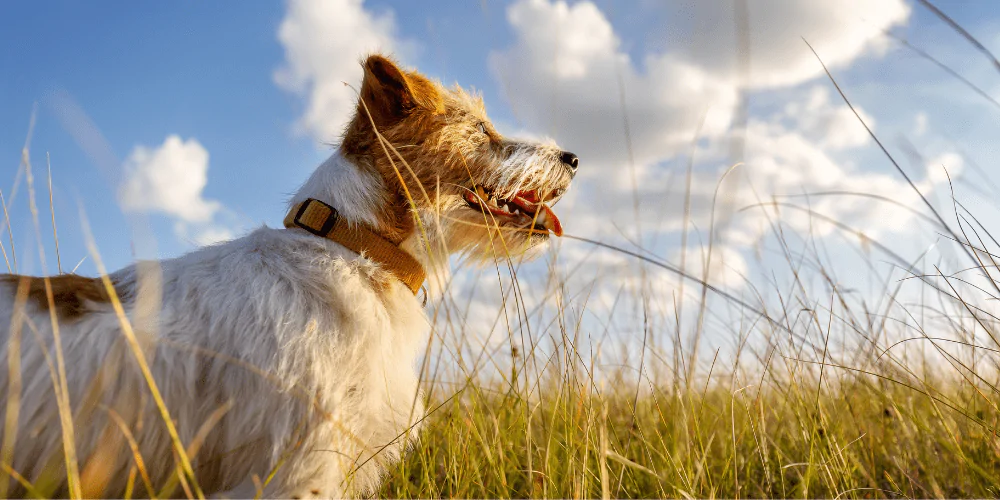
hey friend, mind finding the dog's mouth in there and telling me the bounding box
[464,186,565,237]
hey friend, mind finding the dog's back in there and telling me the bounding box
[0,228,426,497]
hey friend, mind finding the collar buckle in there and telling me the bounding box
[290,198,340,237]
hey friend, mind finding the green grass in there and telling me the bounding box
[381,373,1000,498]
[373,213,1000,498]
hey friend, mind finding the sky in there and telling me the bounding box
[3,1,1000,370]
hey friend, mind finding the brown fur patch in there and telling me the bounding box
[0,274,127,320]
[357,54,444,126]
[340,53,573,253]
[343,55,499,241]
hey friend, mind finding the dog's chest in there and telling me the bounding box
[151,227,429,425]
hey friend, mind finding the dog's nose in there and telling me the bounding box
[560,151,579,176]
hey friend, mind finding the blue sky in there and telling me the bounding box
[3,1,1000,360]
[1,1,542,273]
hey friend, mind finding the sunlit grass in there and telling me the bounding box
[375,200,1000,498]
[381,380,1000,498]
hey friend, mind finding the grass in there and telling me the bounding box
[370,203,1000,498]
[381,382,1000,498]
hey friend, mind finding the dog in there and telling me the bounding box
[0,54,577,498]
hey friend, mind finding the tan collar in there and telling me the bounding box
[283,198,425,294]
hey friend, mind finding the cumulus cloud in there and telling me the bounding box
[119,135,234,245]
[491,0,909,167]
[491,0,737,168]
[669,0,910,89]
[274,0,409,143]
[776,87,876,150]
[120,135,219,221]
[609,88,957,248]
[173,222,236,247]
[488,0,960,298]
[722,114,924,245]
[924,152,963,185]
[653,244,750,293]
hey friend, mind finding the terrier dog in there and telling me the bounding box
[0,54,576,498]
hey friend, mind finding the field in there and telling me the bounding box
[382,381,1000,497]
[375,233,1000,499]
[372,201,1000,497]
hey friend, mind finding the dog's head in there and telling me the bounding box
[341,54,576,260]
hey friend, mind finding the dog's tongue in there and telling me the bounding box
[538,204,563,237]
[516,190,563,237]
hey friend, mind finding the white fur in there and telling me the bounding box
[490,140,565,201]
[0,151,430,498]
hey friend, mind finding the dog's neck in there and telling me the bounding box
[289,150,450,296]
[291,151,389,232]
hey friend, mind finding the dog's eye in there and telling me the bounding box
[476,122,488,135]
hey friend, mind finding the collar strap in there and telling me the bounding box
[283,198,425,294]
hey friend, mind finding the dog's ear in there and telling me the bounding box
[358,54,442,126]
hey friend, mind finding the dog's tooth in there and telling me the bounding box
[535,209,548,225]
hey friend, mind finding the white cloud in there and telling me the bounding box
[777,87,875,150]
[669,244,749,290]
[728,118,918,243]
[274,0,409,143]
[488,0,961,298]
[671,0,910,89]
[174,222,235,247]
[645,93,956,247]
[491,0,737,168]
[925,152,963,185]
[119,135,235,246]
[119,135,219,222]
[490,0,910,169]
